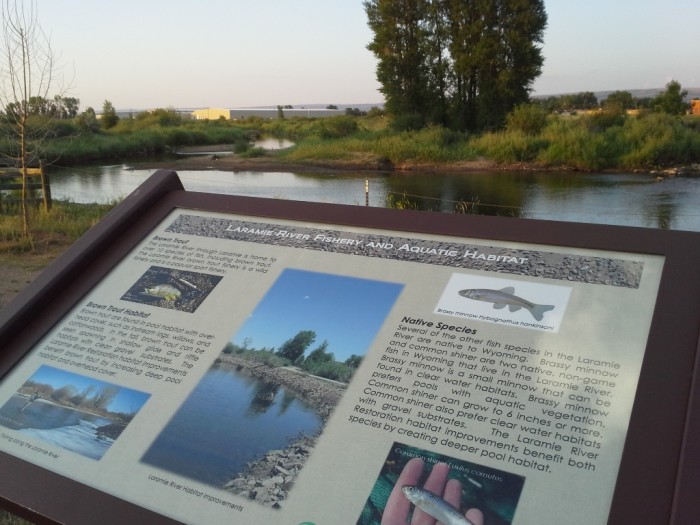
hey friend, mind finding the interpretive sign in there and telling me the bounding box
[0,171,699,524]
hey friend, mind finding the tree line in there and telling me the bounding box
[224,330,363,383]
[536,81,691,115]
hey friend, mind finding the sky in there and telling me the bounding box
[232,268,404,362]
[33,0,700,111]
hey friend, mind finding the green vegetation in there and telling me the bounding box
[0,200,115,253]
[0,107,251,165]
[228,81,699,171]
[0,84,697,178]
[255,108,700,171]
[223,330,363,384]
[473,111,700,171]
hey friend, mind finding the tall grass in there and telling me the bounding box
[471,112,700,170]
[7,119,252,166]
[280,125,478,165]
[0,201,115,253]
[276,111,699,170]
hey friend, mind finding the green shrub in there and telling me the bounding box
[319,116,359,139]
[391,113,425,132]
[472,130,548,163]
[304,361,355,382]
[506,104,549,135]
[584,107,626,131]
[618,113,700,167]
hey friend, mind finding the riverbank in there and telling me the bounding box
[216,354,345,422]
[215,354,345,507]
[131,145,700,176]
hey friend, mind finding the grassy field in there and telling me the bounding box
[0,201,115,253]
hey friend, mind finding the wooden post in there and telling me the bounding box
[39,163,51,211]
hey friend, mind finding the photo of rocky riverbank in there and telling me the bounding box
[216,354,345,424]
[217,354,345,507]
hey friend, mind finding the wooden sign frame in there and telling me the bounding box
[0,170,698,524]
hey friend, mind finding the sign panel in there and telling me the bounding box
[0,171,698,525]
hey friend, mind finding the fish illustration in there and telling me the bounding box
[401,486,474,525]
[141,284,181,302]
[459,286,554,321]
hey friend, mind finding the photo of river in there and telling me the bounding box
[142,365,323,487]
[0,366,151,460]
[0,394,114,460]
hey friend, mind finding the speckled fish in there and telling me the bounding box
[141,284,181,301]
[459,287,554,321]
[402,486,474,525]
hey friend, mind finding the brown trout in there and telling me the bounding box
[141,284,181,301]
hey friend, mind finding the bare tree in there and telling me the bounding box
[0,0,62,236]
[90,386,119,412]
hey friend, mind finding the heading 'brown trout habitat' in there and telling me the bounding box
[401,485,475,525]
[459,286,554,321]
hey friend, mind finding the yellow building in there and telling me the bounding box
[191,108,232,120]
[691,99,700,116]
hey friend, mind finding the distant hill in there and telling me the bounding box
[535,87,700,102]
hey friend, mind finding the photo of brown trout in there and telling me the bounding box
[458,287,555,321]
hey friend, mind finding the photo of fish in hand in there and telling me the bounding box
[458,287,554,322]
[401,482,480,525]
[357,443,524,525]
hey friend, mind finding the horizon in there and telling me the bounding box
[109,85,700,113]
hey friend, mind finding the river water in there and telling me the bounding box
[0,395,114,460]
[48,164,700,231]
[141,364,322,487]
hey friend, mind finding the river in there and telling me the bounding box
[47,164,700,231]
[141,364,322,488]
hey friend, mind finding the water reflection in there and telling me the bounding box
[141,365,322,487]
[48,165,700,231]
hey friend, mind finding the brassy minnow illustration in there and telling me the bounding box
[401,485,475,525]
[459,286,554,321]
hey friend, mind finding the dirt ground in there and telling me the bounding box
[0,242,67,310]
